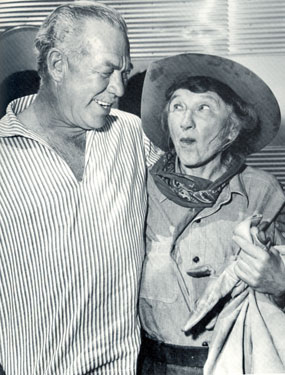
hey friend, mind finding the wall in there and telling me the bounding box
[230,54,285,146]
[0,0,284,144]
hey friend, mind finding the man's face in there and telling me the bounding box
[57,19,131,130]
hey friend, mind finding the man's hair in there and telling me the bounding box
[161,76,260,157]
[34,1,129,83]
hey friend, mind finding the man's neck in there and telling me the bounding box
[20,88,85,142]
[18,89,87,182]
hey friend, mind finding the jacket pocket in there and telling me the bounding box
[140,239,179,303]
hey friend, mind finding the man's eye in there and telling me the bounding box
[100,71,112,78]
[122,71,130,82]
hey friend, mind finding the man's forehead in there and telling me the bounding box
[82,21,131,68]
[92,51,132,71]
[83,18,128,45]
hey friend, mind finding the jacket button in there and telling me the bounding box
[202,341,208,347]
[193,256,200,263]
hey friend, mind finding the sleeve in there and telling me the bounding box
[275,202,285,245]
[271,203,285,310]
[143,131,164,168]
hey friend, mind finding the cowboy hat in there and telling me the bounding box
[141,53,281,153]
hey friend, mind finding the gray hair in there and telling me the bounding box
[34,1,129,83]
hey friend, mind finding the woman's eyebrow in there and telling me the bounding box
[169,94,181,102]
[199,94,220,105]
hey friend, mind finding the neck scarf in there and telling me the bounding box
[150,150,245,208]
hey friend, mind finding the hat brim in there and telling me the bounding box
[0,26,39,83]
[141,53,281,153]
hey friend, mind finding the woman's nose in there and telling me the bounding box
[180,109,195,130]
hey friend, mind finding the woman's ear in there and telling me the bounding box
[46,48,67,83]
[227,114,241,143]
[220,114,241,152]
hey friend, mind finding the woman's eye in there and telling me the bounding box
[198,104,210,111]
[173,103,184,111]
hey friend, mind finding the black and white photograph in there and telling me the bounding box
[0,1,284,374]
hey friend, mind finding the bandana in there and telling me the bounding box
[150,150,245,208]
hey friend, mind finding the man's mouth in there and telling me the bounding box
[94,99,112,109]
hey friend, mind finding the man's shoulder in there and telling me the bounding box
[0,113,17,137]
[109,108,141,127]
[0,113,9,125]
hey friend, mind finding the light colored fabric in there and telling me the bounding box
[183,216,285,374]
[139,168,285,349]
[0,95,159,375]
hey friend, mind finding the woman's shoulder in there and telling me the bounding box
[240,165,285,220]
[242,165,284,195]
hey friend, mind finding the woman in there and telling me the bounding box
[138,53,285,374]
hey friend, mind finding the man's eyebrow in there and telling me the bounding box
[103,61,133,72]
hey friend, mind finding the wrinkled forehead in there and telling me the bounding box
[83,18,129,48]
[169,88,228,107]
[86,49,132,74]
[80,19,131,68]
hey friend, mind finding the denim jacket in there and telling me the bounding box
[139,165,285,347]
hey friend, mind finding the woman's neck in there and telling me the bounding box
[178,153,229,181]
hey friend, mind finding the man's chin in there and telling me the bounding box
[85,114,108,130]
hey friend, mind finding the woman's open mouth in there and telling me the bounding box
[180,137,195,146]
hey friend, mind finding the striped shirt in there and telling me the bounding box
[0,95,159,375]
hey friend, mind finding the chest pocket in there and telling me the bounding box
[140,236,179,303]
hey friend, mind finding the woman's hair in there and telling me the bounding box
[161,76,260,157]
[34,1,128,83]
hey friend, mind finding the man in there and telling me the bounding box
[0,2,158,374]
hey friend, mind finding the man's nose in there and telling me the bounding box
[180,109,195,130]
[108,71,125,98]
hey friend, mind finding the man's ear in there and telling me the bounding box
[47,48,67,82]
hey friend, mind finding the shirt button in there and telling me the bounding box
[193,256,200,263]
[202,341,208,347]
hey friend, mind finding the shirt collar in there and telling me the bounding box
[0,94,37,138]
[0,94,54,150]
[228,169,248,199]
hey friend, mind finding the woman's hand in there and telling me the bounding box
[233,234,285,306]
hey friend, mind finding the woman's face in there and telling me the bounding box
[168,88,233,170]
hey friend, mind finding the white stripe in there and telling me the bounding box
[0,97,156,374]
